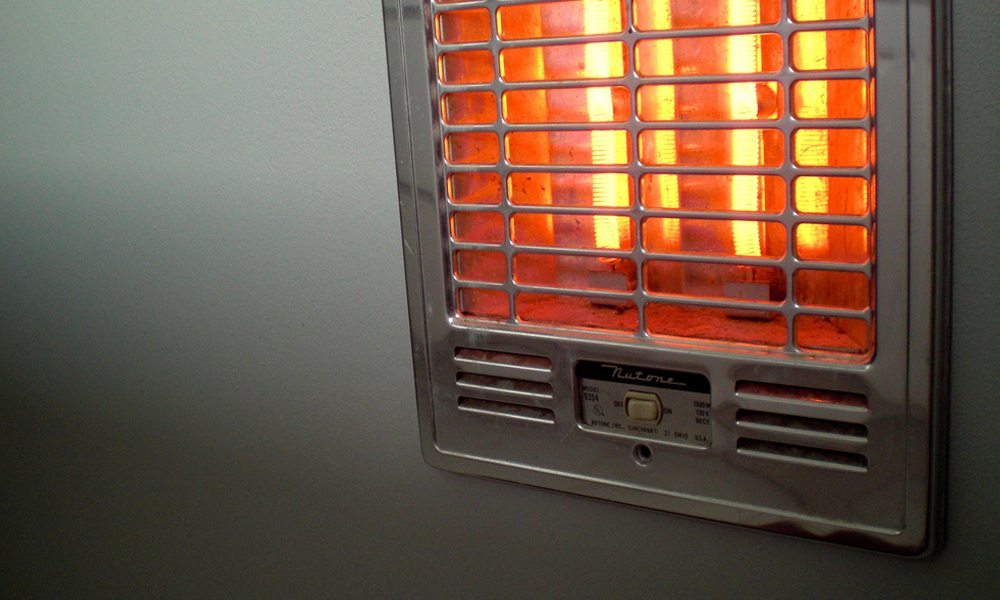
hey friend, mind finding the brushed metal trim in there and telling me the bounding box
[382,0,950,556]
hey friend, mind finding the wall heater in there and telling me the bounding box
[383,0,950,554]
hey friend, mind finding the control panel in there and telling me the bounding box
[577,361,713,449]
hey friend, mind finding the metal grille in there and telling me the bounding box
[430,0,875,361]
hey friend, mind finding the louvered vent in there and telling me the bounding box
[735,380,869,471]
[434,0,874,361]
[454,348,556,423]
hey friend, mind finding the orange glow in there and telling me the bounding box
[500,6,555,246]
[438,50,493,84]
[795,129,869,167]
[457,288,509,320]
[792,0,866,22]
[796,314,872,354]
[513,214,634,250]
[646,261,786,304]
[504,87,630,124]
[454,250,507,284]
[515,254,637,292]
[795,270,871,311]
[642,174,786,212]
[639,82,782,122]
[445,132,499,165]
[794,176,869,215]
[501,42,627,82]
[794,1,830,255]
[647,303,787,346]
[451,211,504,244]
[583,0,630,250]
[509,172,632,207]
[518,292,638,333]
[636,34,783,76]
[794,80,868,119]
[498,0,624,40]
[796,224,869,263]
[437,0,876,357]
[506,130,631,166]
[646,1,681,251]
[635,0,781,30]
[792,30,868,71]
[727,0,766,257]
[640,129,783,166]
[441,91,497,125]
[644,218,786,258]
[448,172,502,205]
[436,9,491,44]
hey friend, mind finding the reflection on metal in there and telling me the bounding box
[383,0,950,556]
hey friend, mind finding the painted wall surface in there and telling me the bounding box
[2,2,998,597]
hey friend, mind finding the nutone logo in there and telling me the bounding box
[600,364,686,387]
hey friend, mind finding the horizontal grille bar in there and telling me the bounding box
[434,20,869,52]
[449,242,872,271]
[436,68,873,91]
[444,163,873,178]
[442,119,871,132]
[448,203,873,226]
[453,282,872,321]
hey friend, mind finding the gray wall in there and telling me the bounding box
[2,1,998,597]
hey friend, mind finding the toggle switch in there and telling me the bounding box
[625,391,662,423]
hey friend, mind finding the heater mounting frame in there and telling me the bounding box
[383,0,951,555]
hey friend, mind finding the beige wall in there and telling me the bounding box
[2,1,998,596]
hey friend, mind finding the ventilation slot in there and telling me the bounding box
[458,397,555,425]
[735,381,869,470]
[736,410,867,443]
[453,348,555,424]
[736,381,868,409]
[454,347,553,383]
[737,438,868,473]
[456,372,553,401]
[455,347,552,370]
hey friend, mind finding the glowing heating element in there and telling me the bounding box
[727,0,765,258]
[794,1,830,255]
[645,2,681,252]
[583,0,630,250]
[437,0,875,361]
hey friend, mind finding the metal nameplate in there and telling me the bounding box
[577,361,712,449]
